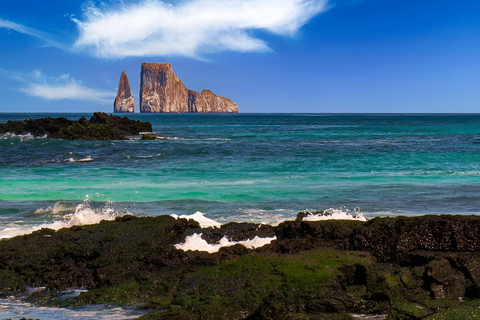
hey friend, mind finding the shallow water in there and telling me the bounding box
[0,298,147,319]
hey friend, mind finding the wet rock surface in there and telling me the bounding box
[0,112,152,140]
[1,215,480,319]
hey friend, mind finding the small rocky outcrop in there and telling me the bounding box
[0,113,152,140]
[140,63,238,113]
[114,71,135,113]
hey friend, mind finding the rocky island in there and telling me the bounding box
[2,213,480,319]
[0,113,152,140]
[139,63,238,113]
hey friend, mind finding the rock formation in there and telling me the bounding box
[3,214,480,319]
[0,113,152,140]
[114,71,135,113]
[139,63,238,113]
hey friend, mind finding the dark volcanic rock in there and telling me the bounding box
[139,63,238,113]
[347,215,480,264]
[114,71,135,113]
[201,222,276,244]
[0,112,152,140]
[2,214,480,319]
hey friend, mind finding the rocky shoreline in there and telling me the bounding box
[0,113,152,140]
[1,213,480,319]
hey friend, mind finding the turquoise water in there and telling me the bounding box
[1,113,480,229]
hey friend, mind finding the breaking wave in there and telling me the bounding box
[0,202,124,240]
[0,132,47,141]
[171,211,222,228]
[65,156,93,162]
[301,208,367,222]
[1,205,368,241]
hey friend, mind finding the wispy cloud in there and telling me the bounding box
[73,0,330,58]
[0,69,113,104]
[22,71,113,104]
[0,18,65,49]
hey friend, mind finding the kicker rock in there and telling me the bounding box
[114,71,135,113]
[140,63,238,113]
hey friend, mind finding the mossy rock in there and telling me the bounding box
[141,133,157,140]
[3,215,480,319]
[164,250,376,318]
[390,301,431,319]
[0,113,152,140]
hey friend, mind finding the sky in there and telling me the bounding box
[0,0,479,113]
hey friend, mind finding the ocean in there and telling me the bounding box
[1,113,480,318]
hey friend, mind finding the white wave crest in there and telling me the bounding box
[168,137,230,141]
[0,132,46,141]
[65,156,93,162]
[174,233,276,253]
[52,201,78,214]
[34,206,52,214]
[171,211,221,228]
[0,204,119,240]
[34,201,80,215]
[302,208,367,222]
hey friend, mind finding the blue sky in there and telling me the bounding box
[0,0,479,113]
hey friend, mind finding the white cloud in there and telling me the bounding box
[0,18,64,49]
[73,0,329,58]
[20,71,113,104]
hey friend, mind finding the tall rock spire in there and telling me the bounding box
[114,71,135,113]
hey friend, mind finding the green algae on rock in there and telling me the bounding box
[0,112,152,140]
[2,215,480,319]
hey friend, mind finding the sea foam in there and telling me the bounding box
[0,298,145,320]
[65,156,93,162]
[171,211,277,253]
[2,205,366,241]
[174,233,276,253]
[0,203,118,240]
[171,211,222,228]
[302,208,367,222]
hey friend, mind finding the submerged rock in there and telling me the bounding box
[2,214,480,319]
[114,71,135,113]
[139,63,238,113]
[0,113,152,140]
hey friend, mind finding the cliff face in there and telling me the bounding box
[140,63,238,113]
[114,71,135,113]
